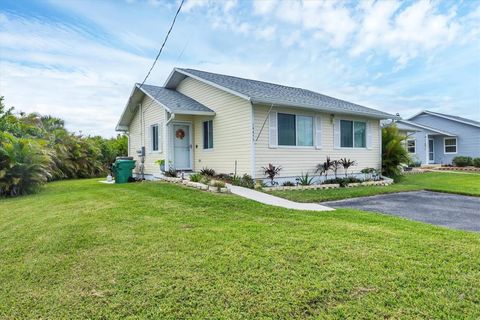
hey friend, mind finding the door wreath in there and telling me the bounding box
[175,128,185,139]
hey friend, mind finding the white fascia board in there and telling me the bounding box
[251,100,398,120]
[171,68,252,101]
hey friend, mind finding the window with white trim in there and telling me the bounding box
[151,124,159,152]
[444,138,457,154]
[203,120,213,149]
[406,139,416,154]
[340,120,366,148]
[277,113,313,146]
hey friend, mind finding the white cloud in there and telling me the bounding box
[253,0,278,15]
[352,0,460,66]
[256,25,276,41]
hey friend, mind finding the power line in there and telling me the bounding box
[138,0,185,89]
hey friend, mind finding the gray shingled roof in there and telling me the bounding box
[176,68,396,119]
[423,111,480,128]
[138,83,214,114]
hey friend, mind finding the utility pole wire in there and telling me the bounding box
[138,0,185,89]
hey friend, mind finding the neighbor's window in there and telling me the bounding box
[277,113,313,146]
[407,139,416,154]
[444,138,457,154]
[341,120,366,148]
[151,124,159,151]
[203,120,213,149]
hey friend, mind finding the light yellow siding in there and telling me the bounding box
[253,105,382,179]
[176,77,252,175]
[127,95,166,176]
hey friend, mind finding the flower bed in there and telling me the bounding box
[263,179,392,192]
[159,176,229,193]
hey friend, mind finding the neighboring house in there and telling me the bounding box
[396,111,480,165]
[116,68,397,182]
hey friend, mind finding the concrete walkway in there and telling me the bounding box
[228,185,333,211]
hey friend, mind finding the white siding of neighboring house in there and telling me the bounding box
[253,105,382,181]
[127,95,166,177]
[175,77,252,175]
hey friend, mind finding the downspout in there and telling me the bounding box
[250,101,256,179]
[164,112,176,171]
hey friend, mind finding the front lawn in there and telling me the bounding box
[271,172,480,203]
[1,179,479,318]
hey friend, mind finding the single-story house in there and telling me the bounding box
[396,110,480,165]
[116,68,398,182]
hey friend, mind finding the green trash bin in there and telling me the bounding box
[112,158,136,184]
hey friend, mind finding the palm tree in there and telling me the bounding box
[382,125,410,179]
[339,158,356,178]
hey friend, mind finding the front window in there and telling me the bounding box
[203,120,213,149]
[407,139,416,154]
[444,138,457,154]
[341,120,366,148]
[151,124,159,151]
[277,113,313,146]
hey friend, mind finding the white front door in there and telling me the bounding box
[173,123,191,170]
[428,138,434,163]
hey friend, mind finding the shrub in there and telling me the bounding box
[262,163,282,186]
[323,177,361,188]
[189,172,202,182]
[382,125,409,179]
[211,180,226,191]
[200,167,215,177]
[164,167,178,178]
[0,133,52,197]
[297,172,314,186]
[453,156,473,167]
[214,173,233,183]
[316,156,333,180]
[473,158,480,168]
[282,181,296,186]
[231,174,255,189]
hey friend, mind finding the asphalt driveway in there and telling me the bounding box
[324,190,480,232]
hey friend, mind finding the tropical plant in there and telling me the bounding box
[262,163,282,186]
[297,172,314,186]
[331,159,341,179]
[200,167,216,177]
[164,167,178,178]
[0,133,52,197]
[211,180,226,191]
[316,156,333,180]
[189,172,202,182]
[339,158,357,178]
[360,167,376,181]
[382,125,409,179]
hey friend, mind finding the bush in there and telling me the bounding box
[200,167,215,177]
[382,125,409,179]
[282,181,296,186]
[0,133,52,197]
[211,180,226,191]
[164,167,178,178]
[231,174,255,189]
[189,172,202,182]
[473,158,480,168]
[262,163,281,186]
[323,177,362,188]
[452,156,473,167]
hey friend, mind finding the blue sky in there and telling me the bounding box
[1,0,479,137]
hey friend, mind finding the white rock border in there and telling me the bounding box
[263,178,393,192]
[159,176,229,193]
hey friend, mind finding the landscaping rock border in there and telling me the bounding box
[263,179,392,192]
[159,176,229,193]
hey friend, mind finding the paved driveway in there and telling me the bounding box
[323,191,480,232]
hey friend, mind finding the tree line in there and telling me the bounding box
[0,97,127,197]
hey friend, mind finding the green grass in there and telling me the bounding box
[1,179,479,319]
[271,172,480,203]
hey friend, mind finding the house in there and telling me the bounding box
[396,111,480,165]
[116,68,398,182]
